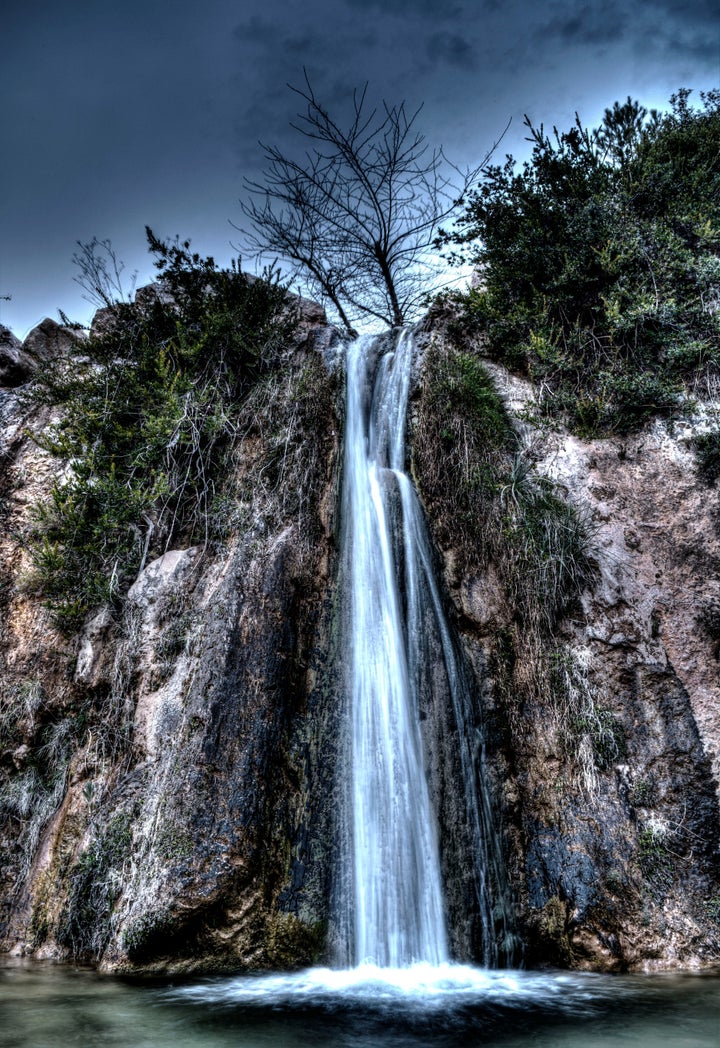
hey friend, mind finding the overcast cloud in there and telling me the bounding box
[1,0,717,335]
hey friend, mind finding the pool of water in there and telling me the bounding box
[1,961,719,1047]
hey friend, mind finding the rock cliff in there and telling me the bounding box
[410,315,720,971]
[1,301,719,972]
[0,301,343,972]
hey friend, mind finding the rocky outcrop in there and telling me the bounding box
[0,319,80,388]
[22,318,80,363]
[512,381,720,970]
[410,327,720,972]
[0,304,343,972]
[2,296,720,974]
[0,326,35,387]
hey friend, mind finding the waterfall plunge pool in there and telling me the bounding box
[2,961,720,1047]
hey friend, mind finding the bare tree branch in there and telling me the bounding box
[72,238,137,309]
[236,78,504,333]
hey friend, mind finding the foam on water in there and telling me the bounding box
[167,963,613,1016]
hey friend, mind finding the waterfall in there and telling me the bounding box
[337,329,516,970]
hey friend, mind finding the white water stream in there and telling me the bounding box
[337,330,515,970]
[338,330,447,967]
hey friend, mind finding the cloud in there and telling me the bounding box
[535,0,718,65]
[426,32,479,70]
[4,0,719,335]
[539,1,630,45]
[342,0,461,16]
[232,15,278,46]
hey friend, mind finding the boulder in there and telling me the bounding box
[23,317,78,362]
[0,325,35,386]
[90,284,175,338]
[133,282,175,310]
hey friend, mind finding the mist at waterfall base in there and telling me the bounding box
[3,334,719,1045]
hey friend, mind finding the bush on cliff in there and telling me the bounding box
[26,230,295,631]
[443,89,720,435]
[413,343,594,634]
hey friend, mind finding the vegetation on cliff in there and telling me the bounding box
[413,342,594,631]
[443,89,720,436]
[412,340,598,742]
[24,231,297,631]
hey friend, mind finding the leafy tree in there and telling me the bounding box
[595,96,652,169]
[240,77,501,333]
[631,88,720,221]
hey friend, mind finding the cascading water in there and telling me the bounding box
[338,331,447,968]
[337,329,516,970]
[147,335,708,1029]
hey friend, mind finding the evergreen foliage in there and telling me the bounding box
[444,89,720,435]
[693,429,720,485]
[26,231,295,631]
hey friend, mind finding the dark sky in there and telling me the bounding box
[2,0,718,336]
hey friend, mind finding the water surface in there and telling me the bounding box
[2,961,719,1048]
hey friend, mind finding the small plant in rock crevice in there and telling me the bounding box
[693,429,720,486]
[638,822,674,894]
[550,648,625,792]
[630,777,655,808]
[704,895,720,926]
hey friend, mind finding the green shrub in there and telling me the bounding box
[443,89,720,435]
[694,430,720,485]
[572,706,625,771]
[413,343,595,634]
[25,231,296,631]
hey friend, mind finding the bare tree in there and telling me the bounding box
[239,77,503,334]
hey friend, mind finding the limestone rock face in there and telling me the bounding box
[410,330,720,973]
[518,408,720,971]
[23,318,79,362]
[0,305,342,973]
[0,318,82,387]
